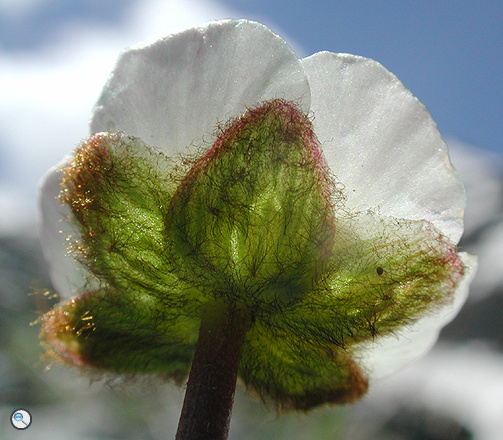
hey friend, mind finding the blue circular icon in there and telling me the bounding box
[11,409,31,430]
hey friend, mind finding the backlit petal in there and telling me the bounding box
[301,52,464,243]
[91,19,310,156]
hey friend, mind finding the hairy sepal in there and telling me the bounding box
[40,287,198,378]
[60,132,203,305]
[238,214,464,410]
[267,214,464,346]
[166,99,338,310]
[240,321,368,411]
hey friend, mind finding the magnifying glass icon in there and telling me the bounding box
[11,409,31,430]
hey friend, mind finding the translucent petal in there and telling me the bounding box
[301,52,464,243]
[38,161,95,298]
[91,19,310,156]
[355,252,477,380]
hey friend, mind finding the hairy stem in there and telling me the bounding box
[175,304,248,440]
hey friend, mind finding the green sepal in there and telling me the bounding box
[239,215,463,409]
[165,100,337,309]
[260,215,464,350]
[40,287,199,378]
[240,321,368,411]
[60,132,204,305]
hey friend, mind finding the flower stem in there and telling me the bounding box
[175,304,248,440]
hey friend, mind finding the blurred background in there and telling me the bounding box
[1,0,502,438]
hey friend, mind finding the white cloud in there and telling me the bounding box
[469,221,503,299]
[448,139,503,238]
[0,0,237,235]
[448,139,503,299]
[0,0,54,17]
[360,343,503,440]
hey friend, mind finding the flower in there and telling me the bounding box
[38,19,476,410]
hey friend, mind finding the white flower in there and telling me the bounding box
[38,19,476,409]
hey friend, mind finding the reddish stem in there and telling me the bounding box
[175,305,248,440]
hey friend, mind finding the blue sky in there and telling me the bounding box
[0,0,501,233]
[224,0,502,155]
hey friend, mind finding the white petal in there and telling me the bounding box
[91,19,310,156]
[354,252,477,381]
[301,52,464,243]
[38,161,94,299]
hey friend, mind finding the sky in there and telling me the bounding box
[0,0,502,234]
